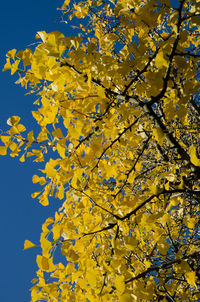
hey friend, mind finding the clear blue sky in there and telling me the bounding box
[0,0,179,301]
[0,1,71,301]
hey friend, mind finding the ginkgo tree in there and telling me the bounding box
[1,0,200,301]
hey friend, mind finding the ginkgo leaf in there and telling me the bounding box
[32,175,40,183]
[185,271,197,287]
[53,224,62,241]
[16,124,26,133]
[0,146,7,155]
[24,240,37,250]
[7,116,20,126]
[3,58,12,71]
[7,49,17,60]
[155,50,168,69]
[150,181,160,195]
[19,153,25,162]
[36,31,47,42]
[67,249,79,261]
[0,136,10,146]
[153,127,165,145]
[189,146,200,166]
[86,268,97,286]
[40,237,52,257]
[119,294,133,302]
[36,255,55,272]
[11,60,20,75]
[57,142,66,158]
[62,0,70,9]
[57,185,65,200]
[125,236,138,250]
[187,218,196,229]
[115,275,125,295]
[31,191,42,199]
[39,194,49,206]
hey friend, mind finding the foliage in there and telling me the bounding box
[1,0,200,301]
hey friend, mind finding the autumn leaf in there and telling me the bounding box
[189,145,200,166]
[185,271,197,288]
[24,240,37,250]
[154,50,168,69]
[0,146,7,155]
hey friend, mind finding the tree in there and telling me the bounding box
[1,0,200,300]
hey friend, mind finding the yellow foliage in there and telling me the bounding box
[24,240,37,250]
[1,0,200,301]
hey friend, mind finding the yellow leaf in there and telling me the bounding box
[7,49,17,60]
[185,271,197,287]
[135,161,142,171]
[32,149,44,162]
[66,263,74,275]
[41,237,52,257]
[39,194,49,206]
[43,217,54,230]
[189,146,200,166]
[78,278,88,289]
[57,142,66,158]
[86,268,97,286]
[115,275,125,295]
[11,59,20,75]
[32,175,40,183]
[57,185,65,200]
[7,116,21,126]
[150,181,160,195]
[62,0,70,9]
[153,127,165,145]
[187,218,196,229]
[3,58,12,71]
[27,130,35,142]
[97,86,106,98]
[61,241,71,256]
[27,152,33,157]
[31,191,42,199]
[31,278,38,284]
[125,236,138,250]
[53,224,62,241]
[0,146,7,155]
[0,135,10,145]
[36,255,55,272]
[24,240,37,250]
[155,50,168,69]
[9,126,19,135]
[144,260,152,269]
[36,31,47,42]
[159,213,171,226]
[16,124,26,133]
[23,49,32,66]
[19,153,25,162]
[39,177,46,185]
[37,130,48,142]
[39,256,49,270]
[119,294,133,302]
[103,261,113,273]
[67,248,79,261]
[32,111,42,122]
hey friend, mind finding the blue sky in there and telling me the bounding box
[0,0,179,301]
[0,1,70,301]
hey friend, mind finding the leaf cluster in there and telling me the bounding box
[1,0,200,301]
